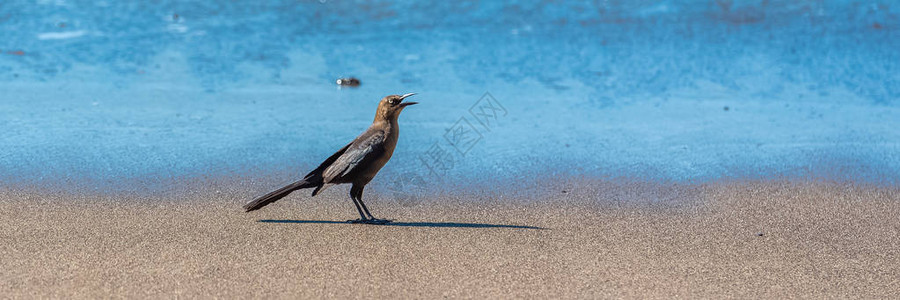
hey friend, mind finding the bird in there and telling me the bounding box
[243,93,418,224]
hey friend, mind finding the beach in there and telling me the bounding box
[2,1,899,298]
[3,180,897,298]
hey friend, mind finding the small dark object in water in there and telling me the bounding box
[336,77,361,87]
[723,106,730,111]
[756,232,764,237]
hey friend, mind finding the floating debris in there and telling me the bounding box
[336,77,360,87]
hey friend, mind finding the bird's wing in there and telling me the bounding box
[322,129,386,182]
[302,142,352,182]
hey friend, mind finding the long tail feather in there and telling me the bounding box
[243,180,315,212]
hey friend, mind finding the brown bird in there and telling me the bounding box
[243,93,418,224]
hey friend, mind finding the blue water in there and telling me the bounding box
[1,1,899,193]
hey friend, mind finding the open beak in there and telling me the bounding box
[399,93,418,107]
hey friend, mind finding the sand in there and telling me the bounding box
[1,180,899,299]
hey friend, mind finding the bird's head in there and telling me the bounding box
[375,93,418,121]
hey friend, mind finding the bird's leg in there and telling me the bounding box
[347,188,368,223]
[354,186,391,224]
[358,198,376,220]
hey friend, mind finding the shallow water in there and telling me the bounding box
[1,1,898,193]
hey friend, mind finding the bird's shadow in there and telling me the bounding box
[258,219,545,229]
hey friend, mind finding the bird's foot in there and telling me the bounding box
[366,218,393,225]
[346,218,392,225]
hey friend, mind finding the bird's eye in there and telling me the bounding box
[390,99,399,105]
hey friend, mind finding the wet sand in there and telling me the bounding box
[1,181,898,298]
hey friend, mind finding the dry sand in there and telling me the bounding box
[1,181,899,299]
